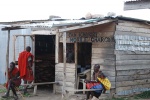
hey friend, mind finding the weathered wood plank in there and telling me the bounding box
[117,69,150,76]
[115,50,150,55]
[116,25,150,34]
[116,79,150,87]
[92,58,115,64]
[55,63,75,69]
[55,72,75,77]
[92,42,115,48]
[92,48,114,54]
[115,30,150,37]
[102,71,116,77]
[116,65,150,70]
[55,30,59,63]
[56,67,75,73]
[116,60,150,66]
[92,54,115,59]
[118,20,150,29]
[116,84,150,96]
[57,81,75,87]
[91,64,115,71]
[55,76,75,82]
[55,86,75,94]
[107,76,115,82]
[92,59,115,66]
[110,82,115,88]
[116,73,150,81]
[92,58,116,65]
[116,54,150,60]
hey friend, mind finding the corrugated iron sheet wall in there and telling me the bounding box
[0,28,32,84]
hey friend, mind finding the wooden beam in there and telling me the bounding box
[55,29,59,63]
[62,31,67,99]
[31,36,36,95]
[22,82,58,86]
[6,30,10,82]
[13,36,16,62]
[75,43,78,89]
[59,20,114,32]
[124,1,150,10]
[24,36,26,50]
[32,30,56,35]
[14,34,34,36]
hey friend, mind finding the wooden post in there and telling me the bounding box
[55,29,59,63]
[62,32,67,99]
[24,36,26,50]
[13,36,16,62]
[75,43,78,89]
[30,36,36,95]
[54,29,59,94]
[6,30,10,82]
[31,36,35,78]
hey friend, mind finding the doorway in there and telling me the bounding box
[77,43,92,89]
[35,35,55,89]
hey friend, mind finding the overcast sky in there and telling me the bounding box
[0,0,150,22]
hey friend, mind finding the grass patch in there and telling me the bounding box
[0,89,6,93]
[134,90,150,99]
[107,90,150,100]
[106,97,130,100]
[0,97,14,100]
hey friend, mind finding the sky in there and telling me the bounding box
[0,0,150,22]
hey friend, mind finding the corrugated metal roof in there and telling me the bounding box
[125,0,149,3]
[18,18,103,29]
[1,16,150,30]
[116,16,150,23]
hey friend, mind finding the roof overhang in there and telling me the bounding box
[59,19,114,33]
[32,30,56,35]
[124,0,150,10]
[1,26,25,31]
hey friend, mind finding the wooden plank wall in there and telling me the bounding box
[91,22,116,90]
[55,63,76,94]
[115,20,150,96]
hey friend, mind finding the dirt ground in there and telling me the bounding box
[0,85,86,100]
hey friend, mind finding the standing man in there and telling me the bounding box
[18,46,34,94]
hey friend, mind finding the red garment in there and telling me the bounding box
[86,82,100,89]
[18,51,34,81]
[6,67,21,88]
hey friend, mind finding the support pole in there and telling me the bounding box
[55,29,59,63]
[62,32,67,99]
[75,43,78,90]
[54,29,59,94]
[30,36,36,95]
[6,30,10,82]
[13,36,16,62]
[24,36,26,50]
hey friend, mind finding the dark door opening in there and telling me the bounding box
[35,35,55,89]
[77,43,92,89]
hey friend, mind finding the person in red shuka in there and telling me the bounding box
[2,62,21,100]
[18,46,34,94]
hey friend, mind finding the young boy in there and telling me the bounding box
[97,72,111,92]
[86,72,111,100]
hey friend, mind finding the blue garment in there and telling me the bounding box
[91,83,104,93]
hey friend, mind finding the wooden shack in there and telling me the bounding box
[55,16,150,97]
